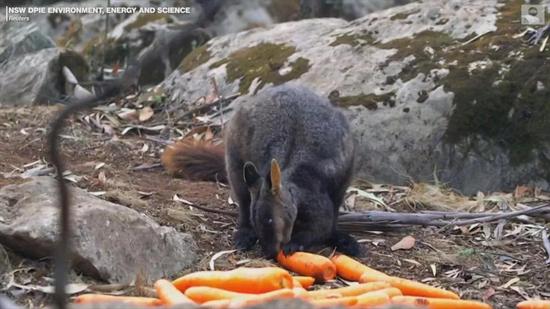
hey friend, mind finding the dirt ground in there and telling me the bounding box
[0,105,549,308]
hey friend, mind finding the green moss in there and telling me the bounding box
[358,0,550,167]
[179,44,212,72]
[390,9,420,20]
[124,13,171,31]
[441,0,550,165]
[336,93,395,110]
[377,31,455,82]
[209,43,311,94]
[56,19,82,48]
[458,248,476,257]
[81,35,128,65]
[330,32,376,47]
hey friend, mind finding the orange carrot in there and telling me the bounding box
[293,287,311,300]
[375,287,403,298]
[187,287,295,307]
[73,294,161,306]
[185,286,255,304]
[311,296,358,307]
[330,254,389,282]
[307,282,390,299]
[277,251,336,282]
[355,290,391,307]
[392,296,492,309]
[517,300,550,309]
[154,279,194,305]
[228,288,295,308]
[291,278,311,299]
[308,291,343,300]
[172,267,293,293]
[201,299,231,309]
[294,276,315,289]
[360,274,459,300]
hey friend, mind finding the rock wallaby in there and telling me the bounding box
[162,85,360,258]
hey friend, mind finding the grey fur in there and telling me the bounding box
[225,84,360,257]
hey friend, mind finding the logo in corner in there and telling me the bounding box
[521,4,546,25]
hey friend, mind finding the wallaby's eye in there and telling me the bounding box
[268,218,273,225]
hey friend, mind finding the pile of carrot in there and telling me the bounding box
[72,251,547,309]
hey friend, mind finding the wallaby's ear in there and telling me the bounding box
[270,159,282,195]
[243,162,260,188]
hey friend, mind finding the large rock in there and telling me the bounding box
[0,177,197,283]
[204,0,413,35]
[0,22,56,64]
[0,21,90,106]
[0,46,89,106]
[161,0,550,194]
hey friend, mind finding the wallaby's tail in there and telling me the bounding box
[161,139,227,183]
[331,230,361,257]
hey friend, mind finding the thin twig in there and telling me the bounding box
[132,163,162,171]
[461,30,494,46]
[185,203,237,217]
[174,94,239,122]
[210,77,225,130]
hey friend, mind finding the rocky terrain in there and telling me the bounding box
[0,1,549,308]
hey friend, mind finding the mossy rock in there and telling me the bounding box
[179,44,212,72]
[336,93,396,110]
[377,30,455,82]
[441,0,550,166]
[56,19,82,48]
[390,9,420,21]
[209,43,311,94]
[81,35,128,66]
[357,0,550,168]
[330,32,376,47]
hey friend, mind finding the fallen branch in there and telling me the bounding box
[338,204,549,225]
[184,203,550,233]
[337,204,550,233]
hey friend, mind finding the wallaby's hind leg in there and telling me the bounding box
[226,151,257,250]
[331,230,360,256]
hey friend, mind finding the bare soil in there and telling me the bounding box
[0,105,548,308]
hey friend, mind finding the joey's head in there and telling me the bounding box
[243,159,297,258]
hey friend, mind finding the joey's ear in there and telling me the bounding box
[243,162,260,187]
[270,159,282,195]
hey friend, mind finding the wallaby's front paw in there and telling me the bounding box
[234,228,257,251]
[282,241,305,255]
[332,231,361,256]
